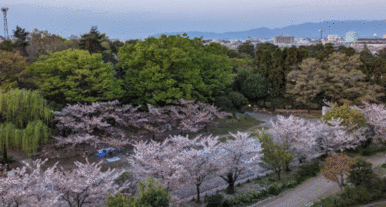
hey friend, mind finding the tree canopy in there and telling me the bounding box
[29,49,125,108]
[117,34,233,111]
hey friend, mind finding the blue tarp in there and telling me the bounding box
[97,148,115,158]
[106,157,121,162]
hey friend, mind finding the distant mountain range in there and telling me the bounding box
[151,20,386,40]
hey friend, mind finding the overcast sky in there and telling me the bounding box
[1,0,385,40]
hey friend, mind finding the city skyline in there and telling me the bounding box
[1,0,385,40]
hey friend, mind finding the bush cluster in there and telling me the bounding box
[294,159,320,183]
[219,179,298,207]
[312,158,386,207]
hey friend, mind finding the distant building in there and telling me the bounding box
[273,33,294,44]
[357,38,386,44]
[383,34,386,39]
[345,31,359,46]
[328,35,339,41]
[0,36,4,43]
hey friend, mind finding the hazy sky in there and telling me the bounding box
[2,0,385,40]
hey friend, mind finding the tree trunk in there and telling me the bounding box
[196,184,201,203]
[277,170,281,180]
[2,144,8,165]
[307,99,311,114]
[226,174,236,194]
[285,163,291,172]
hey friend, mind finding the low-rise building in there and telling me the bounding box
[273,33,294,44]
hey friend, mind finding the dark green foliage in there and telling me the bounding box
[131,176,171,207]
[347,157,374,188]
[339,186,373,205]
[228,91,249,111]
[345,47,356,57]
[239,72,271,100]
[255,43,279,54]
[294,159,320,183]
[268,184,280,195]
[360,44,375,64]
[226,49,239,58]
[317,43,335,62]
[12,25,30,57]
[214,96,234,112]
[105,192,134,207]
[79,26,107,54]
[0,39,15,53]
[237,42,255,58]
[204,193,224,207]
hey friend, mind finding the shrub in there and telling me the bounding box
[214,95,234,112]
[347,157,375,188]
[339,186,373,205]
[295,159,320,182]
[268,184,280,195]
[131,176,171,207]
[228,91,249,112]
[105,192,134,207]
[204,193,224,207]
[322,102,367,134]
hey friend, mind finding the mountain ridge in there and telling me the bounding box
[151,20,386,40]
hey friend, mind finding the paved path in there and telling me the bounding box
[253,152,386,207]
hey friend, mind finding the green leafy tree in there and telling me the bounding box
[322,102,367,133]
[369,57,386,85]
[269,48,285,98]
[255,42,278,54]
[317,43,335,62]
[233,69,270,101]
[0,50,37,93]
[0,39,15,53]
[79,26,107,55]
[12,25,30,57]
[255,50,272,78]
[105,193,134,207]
[337,45,347,54]
[345,47,357,57]
[130,176,171,207]
[321,52,384,106]
[285,58,328,113]
[226,49,239,58]
[117,34,233,111]
[257,130,294,180]
[360,44,375,64]
[227,91,249,112]
[29,49,125,108]
[237,42,255,58]
[0,88,56,167]
[347,157,375,188]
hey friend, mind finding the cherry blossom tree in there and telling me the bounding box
[348,101,386,144]
[312,117,366,158]
[0,158,134,207]
[39,98,232,159]
[266,114,320,169]
[211,131,264,194]
[126,132,238,204]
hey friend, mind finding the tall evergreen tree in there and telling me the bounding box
[317,43,334,62]
[269,48,285,98]
[12,25,29,57]
[79,26,107,55]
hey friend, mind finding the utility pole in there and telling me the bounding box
[1,7,9,39]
